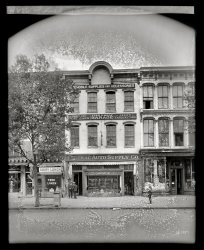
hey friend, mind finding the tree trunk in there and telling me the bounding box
[33,163,40,207]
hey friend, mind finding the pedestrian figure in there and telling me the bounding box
[68,181,73,198]
[147,184,152,204]
[73,182,78,199]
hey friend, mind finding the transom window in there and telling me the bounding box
[124,91,134,111]
[106,91,116,113]
[88,92,97,113]
[158,119,169,146]
[173,119,184,146]
[71,126,79,147]
[88,125,98,147]
[144,119,154,147]
[173,84,184,109]
[125,124,135,147]
[106,124,116,147]
[143,85,154,109]
[158,85,168,109]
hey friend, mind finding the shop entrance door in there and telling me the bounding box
[73,172,82,195]
[124,172,134,195]
[170,168,183,195]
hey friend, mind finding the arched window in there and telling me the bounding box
[124,123,135,147]
[106,124,116,147]
[158,85,169,109]
[173,83,184,109]
[173,118,184,146]
[143,119,154,147]
[106,91,116,112]
[88,124,98,147]
[158,118,169,146]
[87,92,97,113]
[143,84,154,109]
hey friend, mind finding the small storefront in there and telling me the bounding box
[141,149,195,195]
[66,154,142,197]
[39,164,63,196]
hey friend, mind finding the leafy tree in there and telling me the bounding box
[8,54,78,207]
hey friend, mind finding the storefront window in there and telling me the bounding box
[26,173,33,195]
[45,175,61,192]
[87,175,120,194]
[144,158,166,191]
[9,173,21,192]
[185,159,195,190]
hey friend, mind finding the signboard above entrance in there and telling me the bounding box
[39,167,62,173]
[73,83,135,90]
[66,154,139,162]
[69,113,137,121]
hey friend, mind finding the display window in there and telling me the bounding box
[45,175,61,192]
[9,173,21,192]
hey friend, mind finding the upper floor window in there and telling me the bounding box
[71,126,79,147]
[106,91,116,113]
[88,92,97,113]
[173,118,184,146]
[189,131,195,147]
[143,85,154,109]
[124,124,135,147]
[88,125,98,147]
[158,119,169,146]
[144,119,154,147]
[72,94,79,113]
[173,84,184,109]
[124,91,134,112]
[158,85,168,109]
[106,124,116,147]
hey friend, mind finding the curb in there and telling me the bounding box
[9,206,195,210]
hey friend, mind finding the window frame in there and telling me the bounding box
[143,84,154,109]
[158,84,169,109]
[70,125,80,148]
[72,94,79,113]
[173,83,184,109]
[87,123,98,147]
[143,119,154,147]
[87,91,98,113]
[158,118,169,147]
[106,91,116,113]
[124,122,135,147]
[173,118,184,147]
[124,90,134,112]
[106,123,117,147]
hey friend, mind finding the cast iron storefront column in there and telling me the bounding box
[82,166,87,196]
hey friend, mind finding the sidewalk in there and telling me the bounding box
[9,194,196,209]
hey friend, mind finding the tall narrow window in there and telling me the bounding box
[143,85,154,109]
[125,124,135,147]
[144,119,154,147]
[158,85,168,109]
[158,119,169,146]
[88,92,97,113]
[88,125,98,147]
[106,91,116,112]
[173,84,183,109]
[106,124,116,147]
[124,91,134,111]
[189,131,195,147]
[72,94,79,113]
[173,118,184,146]
[71,126,79,147]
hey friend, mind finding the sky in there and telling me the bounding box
[8,6,195,71]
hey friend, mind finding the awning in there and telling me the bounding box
[71,162,135,165]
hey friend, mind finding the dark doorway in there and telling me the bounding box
[73,172,82,195]
[170,168,183,195]
[124,172,134,195]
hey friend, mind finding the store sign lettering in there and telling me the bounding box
[66,154,139,162]
[73,83,135,90]
[69,113,137,121]
[39,167,62,173]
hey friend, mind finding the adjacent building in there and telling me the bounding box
[8,61,195,196]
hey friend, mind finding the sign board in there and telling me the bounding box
[39,167,62,173]
[73,83,135,90]
[66,154,139,162]
[68,113,137,121]
[45,175,61,189]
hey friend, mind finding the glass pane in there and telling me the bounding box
[158,98,162,108]
[106,92,115,102]
[175,133,184,146]
[178,85,183,96]
[173,85,177,96]
[148,120,154,133]
[149,134,154,146]
[144,134,148,147]
[163,86,168,96]
[189,132,195,146]
[171,169,176,188]
[158,86,163,97]
[143,86,148,97]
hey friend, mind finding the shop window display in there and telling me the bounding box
[185,159,195,190]
[144,158,166,191]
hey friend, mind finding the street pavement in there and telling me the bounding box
[9,194,195,209]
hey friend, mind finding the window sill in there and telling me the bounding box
[124,146,135,148]
[106,146,117,148]
[88,146,98,148]
[124,110,134,113]
[87,111,98,113]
